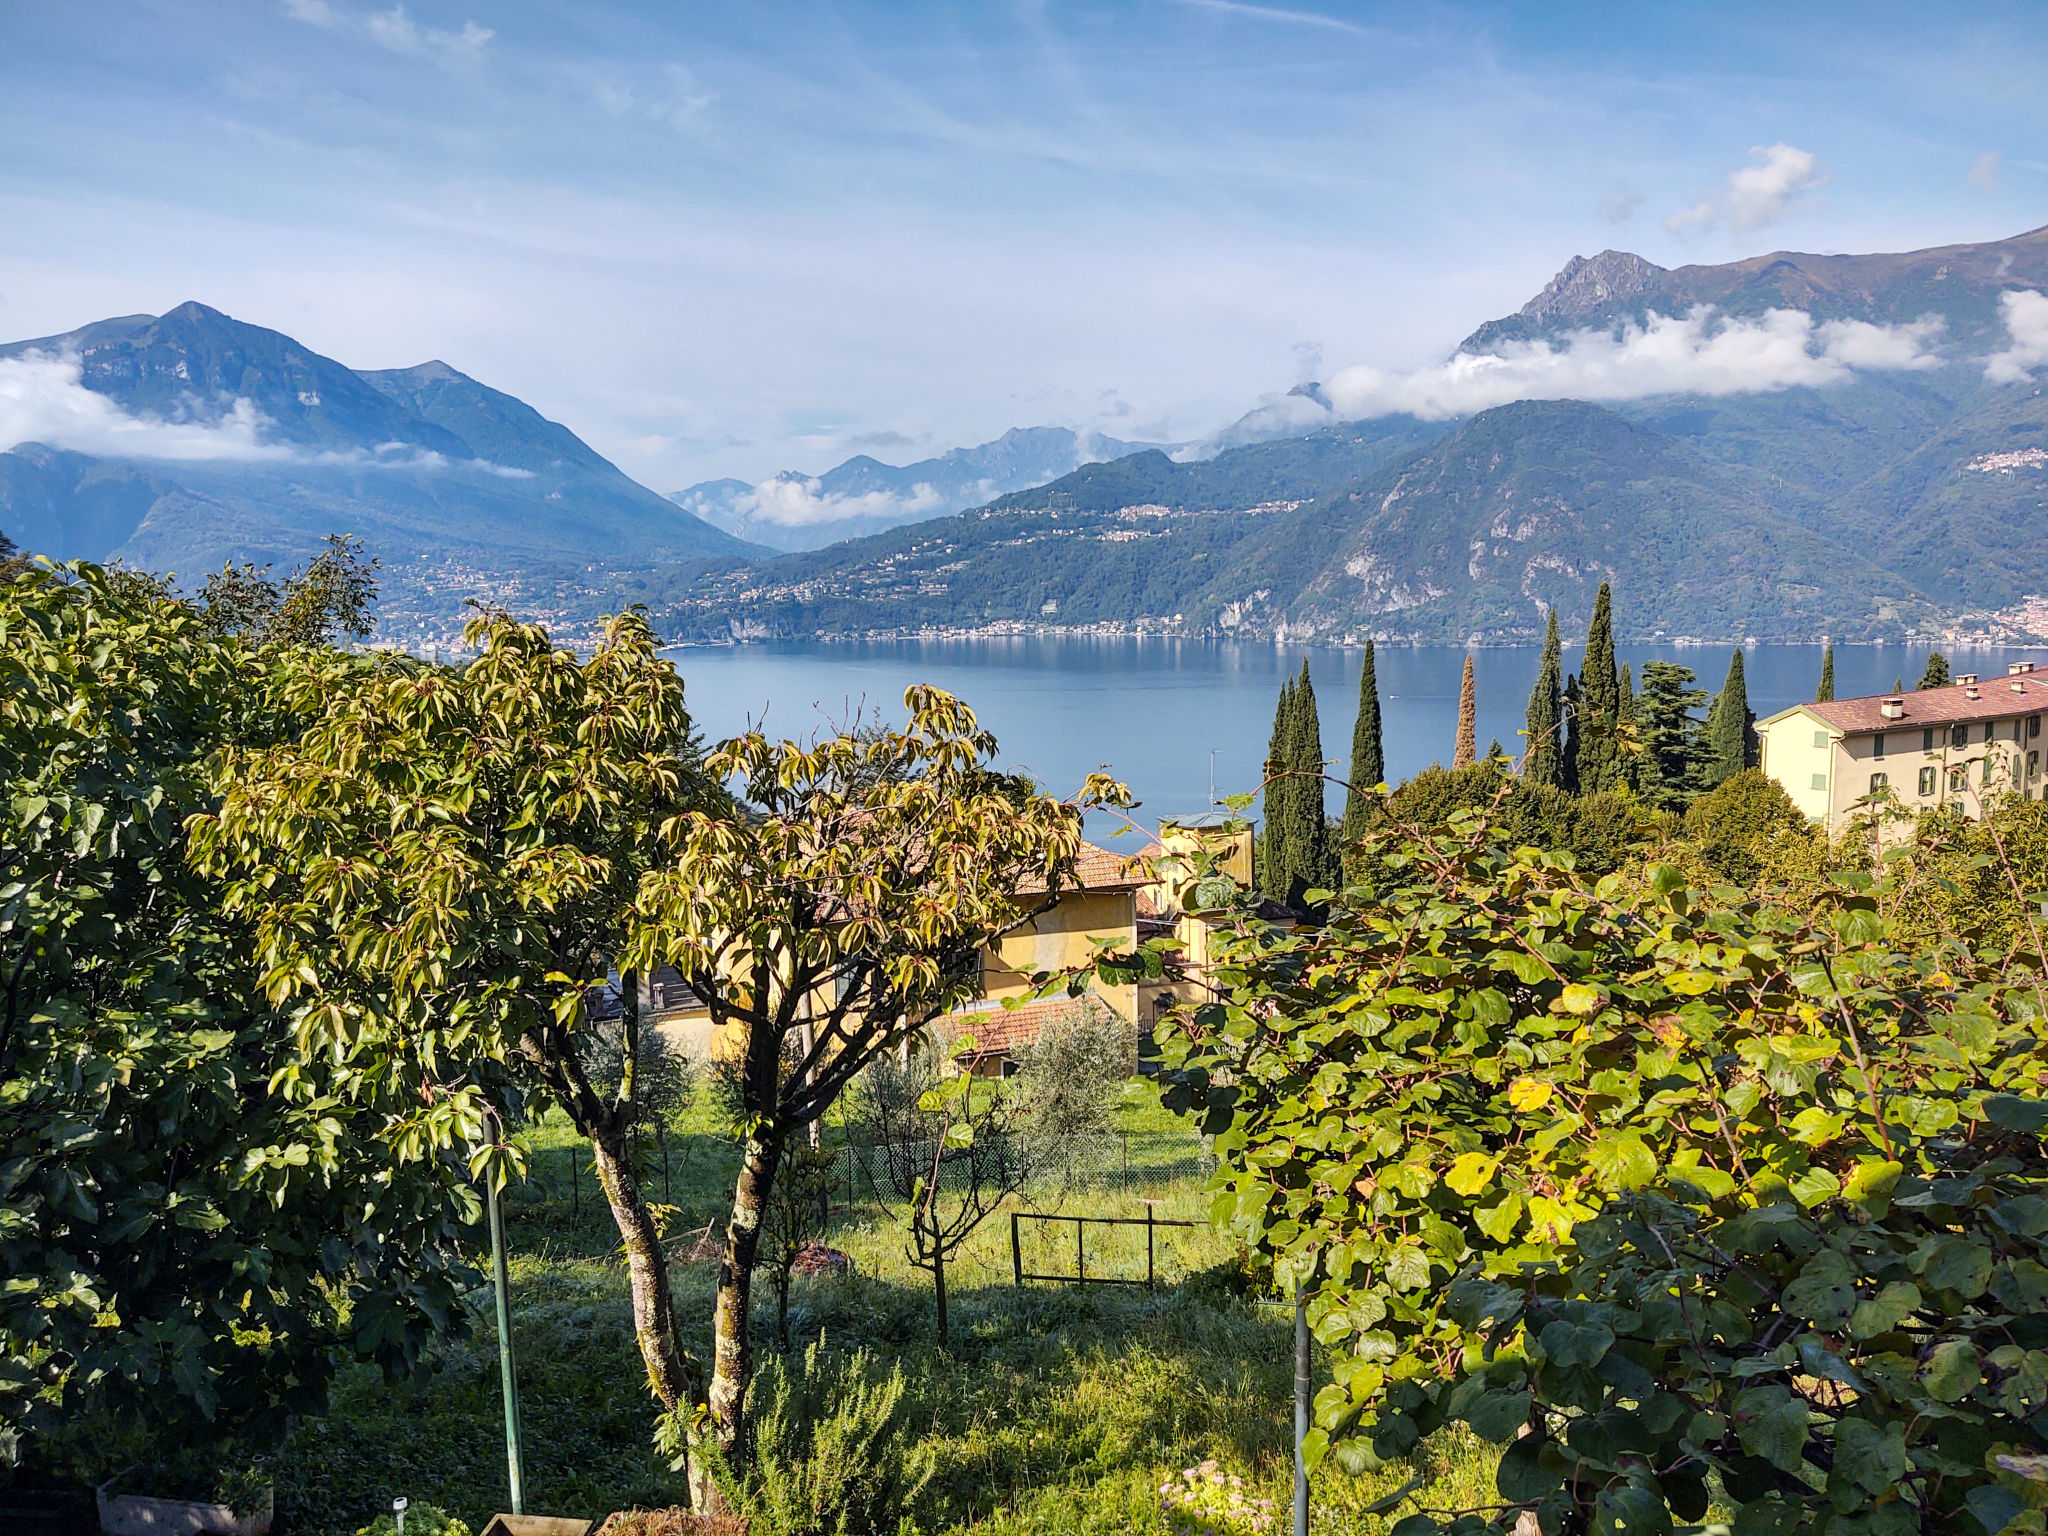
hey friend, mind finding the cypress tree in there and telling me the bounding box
[1919,652,1951,690]
[1453,654,1477,768]
[1561,672,1583,794]
[1290,661,1340,901]
[1617,661,1639,793]
[1259,674,1297,901]
[1817,644,1835,703]
[1578,584,1622,793]
[1339,641,1383,846]
[1705,650,1756,787]
[1524,611,1565,787]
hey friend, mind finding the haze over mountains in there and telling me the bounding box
[2,224,2046,646]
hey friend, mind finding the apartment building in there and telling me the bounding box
[1757,662,2048,833]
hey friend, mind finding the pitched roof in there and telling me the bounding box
[1785,667,2048,733]
[946,992,1125,1058]
[1014,840,1153,894]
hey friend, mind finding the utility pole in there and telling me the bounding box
[1294,1280,1310,1536]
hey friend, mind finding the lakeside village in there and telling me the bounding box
[15,555,2048,1536]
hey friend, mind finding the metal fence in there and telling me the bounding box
[841,1129,1213,1207]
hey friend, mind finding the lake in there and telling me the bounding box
[665,637,2048,835]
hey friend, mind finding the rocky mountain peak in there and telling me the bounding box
[1518,251,1668,326]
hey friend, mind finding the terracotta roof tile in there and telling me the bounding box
[1797,668,2048,733]
[1014,840,1153,894]
[945,993,1125,1057]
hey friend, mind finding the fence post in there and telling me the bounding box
[1146,1203,1155,1288]
[1076,1215,1085,1283]
[1011,1211,1023,1286]
[1294,1280,1310,1536]
[569,1144,579,1218]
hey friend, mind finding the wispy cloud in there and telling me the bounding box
[1969,150,2002,189]
[1169,0,1369,35]
[1308,308,1944,423]
[1599,185,1644,224]
[1664,143,1828,235]
[1986,291,2048,383]
[278,0,491,65]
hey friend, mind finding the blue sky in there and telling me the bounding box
[1,0,2043,489]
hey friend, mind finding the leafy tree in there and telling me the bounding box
[1560,672,1582,794]
[1682,766,1812,883]
[1147,808,2048,1536]
[1633,659,1707,811]
[1018,998,1136,1134]
[1573,583,1623,793]
[624,687,1120,1462]
[1380,761,1646,876]
[1703,648,1757,787]
[1452,654,1476,768]
[1522,611,1565,788]
[1,563,473,1475]
[195,533,380,648]
[1817,642,1836,701]
[1920,650,1952,689]
[1338,640,1383,846]
[1617,661,1640,793]
[757,1143,838,1353]
[850,1036,1034,1348]
[1259,662,1337,908]
[191,611,725,1487]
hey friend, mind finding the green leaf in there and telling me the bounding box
[1384,1245,1432,1292]
[1983,1094,2048,1132]
[1539,1317,1615,1369]
[1733,1385,1808,1473]
[1364,1475,1426,1516]
[1920,1340,1982,1402]
[1847,1280,1921,1340]
[1967,1485,2026,1536]
[1826,1418,1909,1512]
[1463,1389,1532,1444]
[1586,1133,1657,1193]
[1495,1434,1563,1503]
[1782,1249,1857,1328]
[1920,1234,1994,1298]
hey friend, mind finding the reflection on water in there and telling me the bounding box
[665,637,2047,834]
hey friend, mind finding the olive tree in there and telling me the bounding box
[0,562,474,1473]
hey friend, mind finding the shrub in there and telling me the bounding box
[1153,806,2048,1536]
[716,1343,933,1536]
[1017,998,1137,1134]
[354,1504,471,1536]
[1682,765,1813,882]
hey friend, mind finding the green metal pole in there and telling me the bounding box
[488,1164,526,1514]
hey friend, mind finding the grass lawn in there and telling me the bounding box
[275,1081,1499,1536]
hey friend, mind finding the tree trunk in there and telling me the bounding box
[776,1264,792,1352]
[587,1131,698,1489]
[709,1133,783,1456]
[930,1208,949,1349]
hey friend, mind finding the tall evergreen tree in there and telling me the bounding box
[1453,654,1477,768]
[1635,661,1709,812]
[1260,662,1338,908]
[1339,640,1383,846]
[1617,661,1639,793]
[1576,583,1622,793]
[1524,611,1565,787]
[1561,672,1583,794]
[1704,650,1757,787]
[1817,644,1835,703]
[1919,652,1951,690]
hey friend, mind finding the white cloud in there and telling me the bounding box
[1314,306,1943,423]
[1600,185,1644,224]
[1986,290,2048,383]
[741,476,950,528]
[1970,150,2002,190]
[281,0,491,62]
[0,352,292,461]
[1169,0,1369,33]
[1664,144,1827,235]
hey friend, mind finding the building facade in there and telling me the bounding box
[1758,663,2048,834]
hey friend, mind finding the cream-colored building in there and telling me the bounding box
[1758,662,2048,834]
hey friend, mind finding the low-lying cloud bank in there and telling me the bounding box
[741,474,953,529]
[1986,291,2048,384]
[0,352,531,476]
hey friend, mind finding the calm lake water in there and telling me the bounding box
[665,638,2048,834]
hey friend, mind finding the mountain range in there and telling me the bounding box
[3,223,2047,647]
[667,425,1155,553]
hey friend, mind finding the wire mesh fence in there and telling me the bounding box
[841,1129,1214,1209]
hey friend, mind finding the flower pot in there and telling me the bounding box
[96,1480,273,1536]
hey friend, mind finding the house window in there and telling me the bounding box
[1952,724,1969,749]
[1869,772,1888,793]
[1813,729,1828,748]
[2030,751,2040,779]
[1984,758,1998,787]
[1924,728,1936,752]
[2032,715,2042,740]
[1986,722,1998,745]
[1810,772,1827,791]
[1949,766,1968,792]
[1918,766,1937,796]
[1873,732,1886,759]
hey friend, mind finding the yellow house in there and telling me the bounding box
[643,839,1150,1075]
[1757,662,2048,835]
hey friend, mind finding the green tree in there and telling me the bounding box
[1682,766,1810,883]
[1146,809,2048,1535]
[1260,662,1338,908]
[1339,640,1383,846]
[1919,650,1951,689]
[195,533,380,649]
[1703,648,1757,787]
[1633,659,1707,811]
[1817,642,1836,702]
[1574,583,1622,793]
[1,563,472,1474]
[1560,672,1582,794]
[1617,661,1639,793]
[1522,611,1565,788]
[1452,654,1476,769]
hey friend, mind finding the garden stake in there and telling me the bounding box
[487,1163,527,1514]
[1294,1280,1309,1536]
